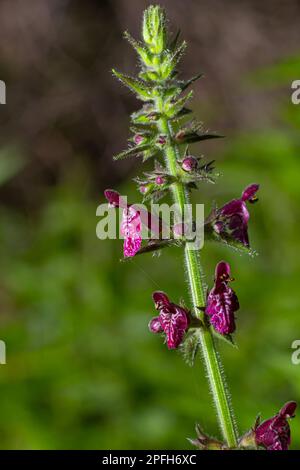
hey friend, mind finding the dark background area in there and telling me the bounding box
[0,0,300,449]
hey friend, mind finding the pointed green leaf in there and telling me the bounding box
[165,90,193,118]
[178,73,203,92]
[160,41,187,79]
[113,144,151,160]
[176,131,224,144]
[112,69,153,101]
[168,29,181,51]
[124,31,153,66]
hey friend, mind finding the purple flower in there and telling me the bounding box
[213,184,259,247]
[104,189,163,258]
[182,155,198,172]
[149,291,189,349]
[205,261,239,335]
[255,402,297,450]
[121,205,142,258]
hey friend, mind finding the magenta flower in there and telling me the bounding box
[149,291,189,349]
[206,261,239,335]
[213,184,259,247]
[255,402,297,450]
[104,189,141,257]
[104,189,165,258]
[121,205,142,257]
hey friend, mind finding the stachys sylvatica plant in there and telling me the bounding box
[104,5,296,450]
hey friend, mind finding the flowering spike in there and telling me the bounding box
[108,5,272,451]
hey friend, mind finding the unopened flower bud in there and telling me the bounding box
[139,185,148,194]
[182,156,198,172]
[155,176,165,185]
[157,135,166,145]
[134,134,144,145]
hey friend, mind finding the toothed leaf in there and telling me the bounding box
[165,90,193,118]
[112,69,153,101]
[124,31,153,66]
[113,144,151,160]
[160,41,187,79]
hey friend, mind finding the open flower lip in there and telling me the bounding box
[205,261,239,335]
[211,183,260,247]
[254,401,297,450]
[149,291,190,349]
[104,189,168,257]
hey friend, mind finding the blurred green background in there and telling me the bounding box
[0,0,300,449]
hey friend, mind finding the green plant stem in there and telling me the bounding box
[156,99,238,447]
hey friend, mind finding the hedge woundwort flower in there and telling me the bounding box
[254,402,297,450]
[121,205,142,258]
[104,189,163,257]
[206,261,239,335]
[149,291,190,349]
[212,184,259,247]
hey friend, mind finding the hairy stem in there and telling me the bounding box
[156,99,238,447]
